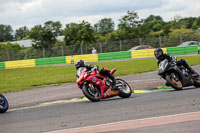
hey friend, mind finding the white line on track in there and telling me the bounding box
[45,111,200,133]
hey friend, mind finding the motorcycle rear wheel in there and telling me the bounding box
[116,78,132,98]
[0,94,9,113]
[82,83,101,102]
[165,73,183,90]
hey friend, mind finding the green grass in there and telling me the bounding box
[0,55,200,93]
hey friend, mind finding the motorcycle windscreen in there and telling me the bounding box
[158,59,168,74]
[77,67,86,78]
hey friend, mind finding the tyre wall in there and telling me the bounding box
[5,59,35,69]
[167,45,198,55]
[98,51,131,61]
[73,54,98,63]
[0,62,5,69]
[35,57,66,66]
[0,46,198,69]
[131,48,166,58]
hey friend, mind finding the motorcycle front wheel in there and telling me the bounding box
[82,83,101,102]
[116,78,132,98]
[0,94,9,113]
[165,73,183,90]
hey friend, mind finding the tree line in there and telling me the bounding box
[1,10,200,51]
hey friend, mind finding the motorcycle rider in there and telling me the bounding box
[154,48,198,75]
[75,60,117,90]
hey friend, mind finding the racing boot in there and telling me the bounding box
[111,79,117,90]
[106,72,117,90]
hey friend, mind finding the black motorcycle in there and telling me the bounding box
[0,94,9,113]
[158,59,200,90]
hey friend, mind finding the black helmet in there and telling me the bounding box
[75,60,85,69]
[154,48,163,59]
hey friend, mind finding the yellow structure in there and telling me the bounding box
[131,48,167,58]
[73,54,98,63]
[65,56,73,64]
[5,59,35,69]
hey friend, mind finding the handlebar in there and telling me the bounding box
[87,67,98,74]
[170,60,177,65]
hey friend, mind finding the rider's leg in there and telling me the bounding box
[100,68,116,89]
[179,59,198,75]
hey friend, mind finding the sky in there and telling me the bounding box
[0,0,200,30]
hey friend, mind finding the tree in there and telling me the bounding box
[192,17,200,30]
[44,21,63,36]
[94,18,115,36]
[28,25,56,48]
[118,11,139,31]
[0,24,14,42]
[143,15,164,32]
[171,15,182,29]
[195,17,200,27]
[136,21,152,37]
[192,20,198,30]
[0,42,22,51]
[162,24,172,35]
[15,26,29,40]
[64,21,96,45]
[0,42,23,61]
[181,17,196,29]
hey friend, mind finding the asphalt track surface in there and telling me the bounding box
[1,86,200,133]
[0,65,200,133]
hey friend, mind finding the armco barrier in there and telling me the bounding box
[98,51,131,61]
[36,57,66,66]
[0,62,5,69]
[131,48,167,58]
[5,59,35,69]
[167,45,198,55]
[73,54,98,63]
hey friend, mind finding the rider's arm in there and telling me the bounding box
[85,64,99,70]
[165,53,176,62]
[157,60,161,66]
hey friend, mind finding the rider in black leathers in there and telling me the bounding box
[75,60,117,89]
[154,48,198,75]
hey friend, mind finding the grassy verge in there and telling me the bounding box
[0,55,200,93]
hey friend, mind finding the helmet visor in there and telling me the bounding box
[155,51,162,58]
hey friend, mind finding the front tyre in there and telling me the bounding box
[82,83,101,102]
[165,73,183,90]
[116,78,132,98]
[0,94,9,113]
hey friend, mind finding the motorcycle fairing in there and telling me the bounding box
[86,75,119,99]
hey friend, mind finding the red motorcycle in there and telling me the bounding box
[76,67,132,102]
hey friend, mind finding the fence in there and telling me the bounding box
[1,33,200,62]
[0,45,199,70]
